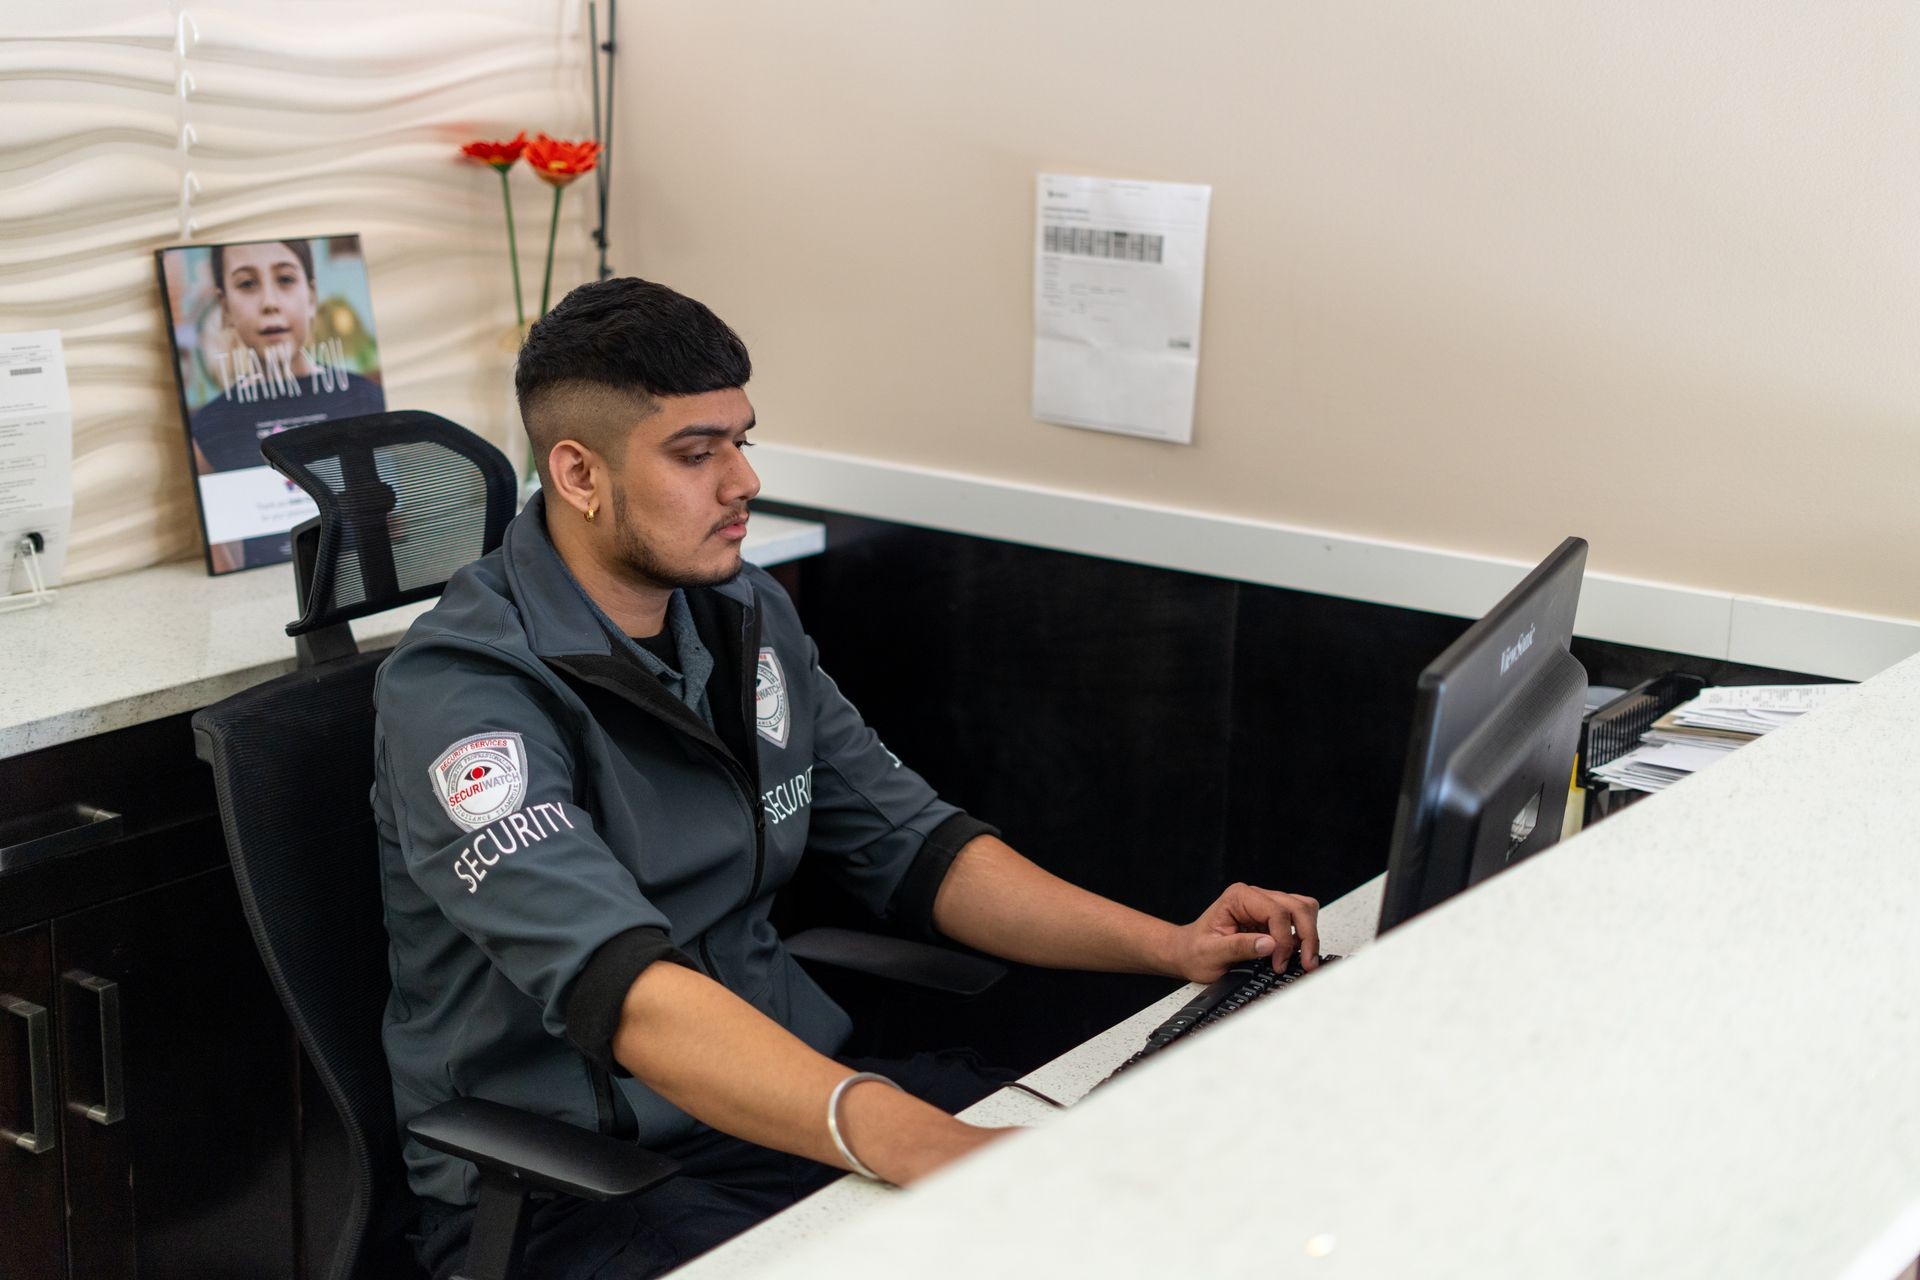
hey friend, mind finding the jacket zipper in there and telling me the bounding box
[551,595,768,907]
[693,741,765,905]
[738,605,767,902]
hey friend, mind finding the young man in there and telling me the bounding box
[372,277,1321,1278]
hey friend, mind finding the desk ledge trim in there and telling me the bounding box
[753,443,1917,682]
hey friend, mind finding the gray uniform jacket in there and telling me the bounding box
[372,494,992,1206]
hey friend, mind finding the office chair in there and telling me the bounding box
[193,412,676,1280]
[191,411,1002,1280]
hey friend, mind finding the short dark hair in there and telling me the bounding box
[515,278,752,485]
[211,239,314,292]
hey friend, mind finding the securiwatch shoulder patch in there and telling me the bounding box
[429,732,529,832]
[755,647,790,748]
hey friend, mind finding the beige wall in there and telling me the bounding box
[611,1,1920,621]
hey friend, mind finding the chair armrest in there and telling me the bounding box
[407,1097,678,1201]
[784,927,1006,997]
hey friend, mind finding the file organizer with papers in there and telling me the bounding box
[1577,673,1705,823]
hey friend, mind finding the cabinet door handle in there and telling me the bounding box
[62,971,126,1126]
[0,802,124,872]
[0,995,57,1153]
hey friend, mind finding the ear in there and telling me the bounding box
[545,439,601,518]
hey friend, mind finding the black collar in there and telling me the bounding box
[501,492,762,787]
[500,490,754,661]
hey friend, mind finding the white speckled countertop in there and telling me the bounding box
[0,515,824,757]
[707,652,1920,1280]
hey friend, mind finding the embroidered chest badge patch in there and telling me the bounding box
[429,732,529,832]
[755,647,791,748]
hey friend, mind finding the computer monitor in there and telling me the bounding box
[1375,537,1590,934]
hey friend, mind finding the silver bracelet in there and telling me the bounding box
[827,1071,904,1181]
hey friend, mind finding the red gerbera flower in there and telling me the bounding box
[459,131,528,173]
[524,134,602,187]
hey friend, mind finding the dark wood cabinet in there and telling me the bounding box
[0,920,64,1280]
[1,715,298,1279]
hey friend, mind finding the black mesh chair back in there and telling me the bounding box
[195,413,519,1278]
[259,409,518,639]
[194,652,412,1279]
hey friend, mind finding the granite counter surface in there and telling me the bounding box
[0,515,824,758]
[737,650,1920,1280]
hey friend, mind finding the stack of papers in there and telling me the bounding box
[1666,683,1848,734]
[1589,740,1740,794]
[1588,684,1848,794]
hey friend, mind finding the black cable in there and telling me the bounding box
[1004,1080,1066,1110]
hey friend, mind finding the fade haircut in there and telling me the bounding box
[515,278,752,486]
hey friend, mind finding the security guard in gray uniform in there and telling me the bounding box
[373,278,1324,1278]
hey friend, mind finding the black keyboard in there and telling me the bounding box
[1098,954,1341,1088]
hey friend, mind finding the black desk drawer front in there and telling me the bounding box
[0,801,124,873]
[0,712,215,848]
[0,712,227,935]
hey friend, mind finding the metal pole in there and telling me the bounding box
[598,0,617,280]
[589,2,607,278]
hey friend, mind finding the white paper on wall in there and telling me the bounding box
[0,330,73,595]
[1032,173,1212,444]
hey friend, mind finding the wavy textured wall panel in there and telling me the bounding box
[1,0,601,582]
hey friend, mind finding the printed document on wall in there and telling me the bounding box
[1032,174,1211,444]
[0,330,73,594]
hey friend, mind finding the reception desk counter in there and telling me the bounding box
[717,649,1920,1280]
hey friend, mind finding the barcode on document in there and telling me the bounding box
[8,367,41,376]
[1043,226,1164,263]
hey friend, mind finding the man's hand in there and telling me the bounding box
[1163,882,1321,983]
[837,1080,1013,1186]
[933,837,1324,987]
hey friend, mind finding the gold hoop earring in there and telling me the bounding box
[585,503,597,523]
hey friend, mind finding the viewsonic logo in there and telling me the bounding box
[1500,624,1537,675]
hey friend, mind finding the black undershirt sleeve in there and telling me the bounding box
[884,812,1000,941]
[564,925,696,1076]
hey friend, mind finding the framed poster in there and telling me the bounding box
[156,235,385,574]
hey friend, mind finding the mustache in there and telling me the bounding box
[710,506,751,534]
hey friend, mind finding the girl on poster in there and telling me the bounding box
[190,238,384,570]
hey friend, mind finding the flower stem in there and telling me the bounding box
[539,184,564,319]
[498,169,525,328]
